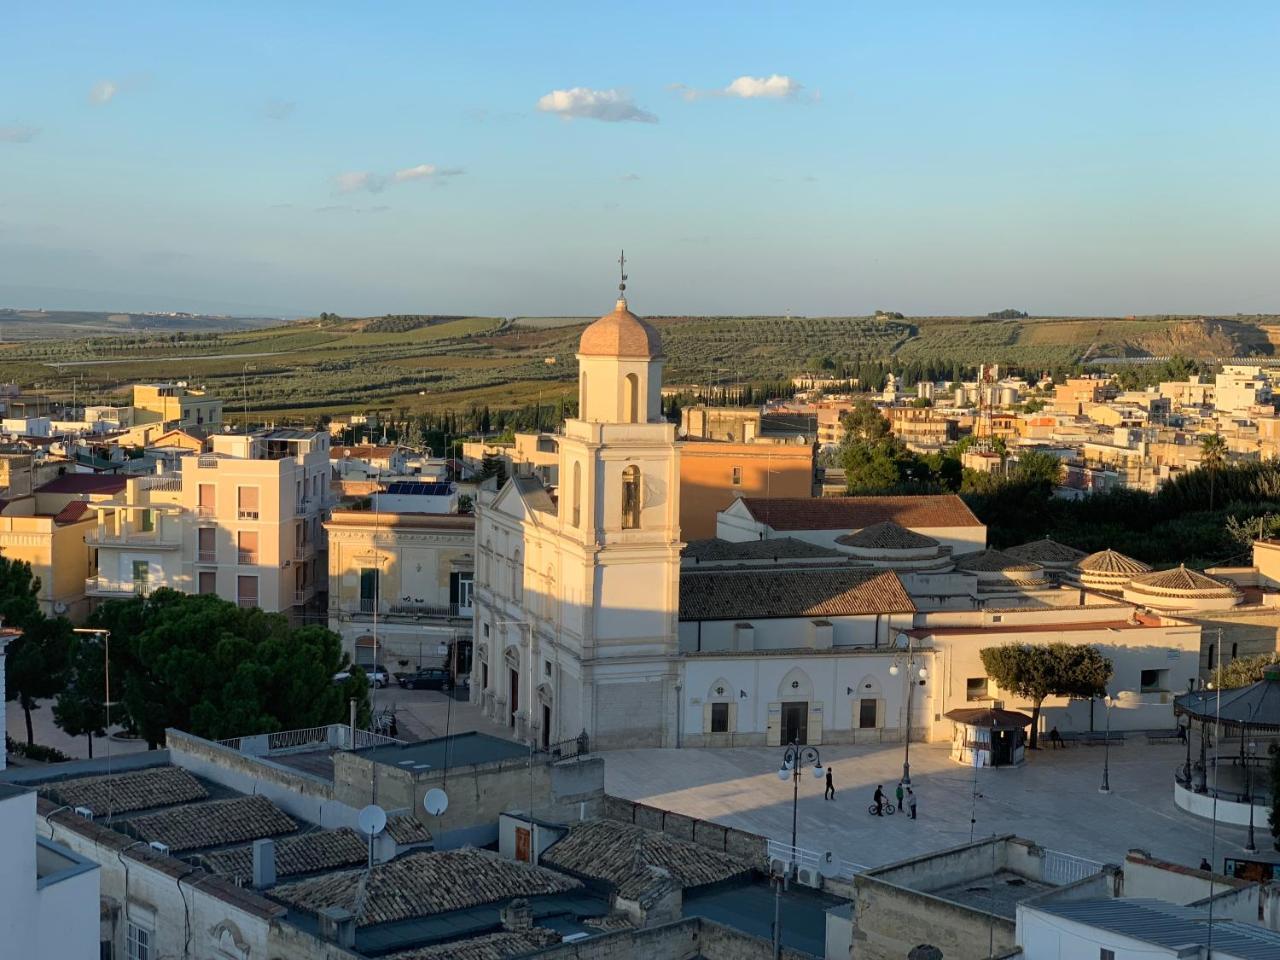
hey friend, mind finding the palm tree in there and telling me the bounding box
[1200,432,1228,511]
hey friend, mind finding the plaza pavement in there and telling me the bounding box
[601,739,1259,873]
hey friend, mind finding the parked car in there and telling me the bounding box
[398,668,452,691]
[332,664,390,688]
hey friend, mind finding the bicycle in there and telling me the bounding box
[867,801,896,816]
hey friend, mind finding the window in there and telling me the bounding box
[482,662,489,691]
[236,575,258,609]
[359,568,379,614]
[1140,669,1169,692]
[131,561,149,594]
[513,550,523,602]
[237,486,259,520]
[859,699,878,729]
[624,373,639,423]
[1231,642,1238,659]
[966,677,990,701]
[1207,643,1215,666]
[710,702,730,733]
[450,572,474,613]
[237,530,258,565]
[545,660,553,677]
[1100,950,1115,960]
[198,571,216,595]
[197,527,215,563]
[126,920,152,960]
[571,462,582,527]
[138,509,154,533]
[197,483,215,516]
[731,466,743,485]
[621,465,641,529]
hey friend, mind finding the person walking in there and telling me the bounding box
[873,784,886,816]
[824,767,835,800]
[895,781,905,811]
[1049,726,1064,749]
[906,787,917,820]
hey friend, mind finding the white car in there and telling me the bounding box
[332,665,389,688]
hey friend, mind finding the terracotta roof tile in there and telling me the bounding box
[385,814,432,845]
[1077,549,1151,576]
[35,473,127,495]
[388,929,562,960]
[680,567,915,620]
[682,537,844,562]
[836,520,939,550]
[578,299,663,359]
[1005,538,1088,565]
[271,849,580,927]
[127,794,296,852]
[1128,565,1241,599]
[44,766,208,815]
[739,494,982,530]
[954,548,1043,573]
[203,828,369,884]
[52,500,92,525]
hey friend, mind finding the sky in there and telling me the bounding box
[1,1,1278,318]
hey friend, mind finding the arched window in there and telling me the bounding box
[624,373,639,423]
[621,466,641,529]
[572,462,582,528]
[1231,642,1238,660]
[1207,643,1215,668]
[513,549,523,602]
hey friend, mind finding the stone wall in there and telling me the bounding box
[526,917,809,960]
[601,794,768,866]
[853,879,1015,960]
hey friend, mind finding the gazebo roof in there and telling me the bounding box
[836,520,939,551]
[1005,537,1088,565]
[1174,665,1280,731]
[1127,565,1241,600]
[944,707,1034,729]
[954,548,1042,574]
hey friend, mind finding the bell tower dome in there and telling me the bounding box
[576,254,664,424]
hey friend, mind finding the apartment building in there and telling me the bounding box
[131,382,223,429]
[85,430,330,615]
[325,508,474,673]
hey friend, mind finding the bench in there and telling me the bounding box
[1145,729,1184,745]
[1079,731,1126,747]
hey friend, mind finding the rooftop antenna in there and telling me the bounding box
[618,249,627,299]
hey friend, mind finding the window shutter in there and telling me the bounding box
[702,703,713,734]
[766,703,781,746]
[807,702,824,745]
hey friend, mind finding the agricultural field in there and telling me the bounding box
[3,308,1277,423]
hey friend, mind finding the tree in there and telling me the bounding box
[1211,652,1280,690]
[843,440,903,493]
[1200,433,1227,511]
[86,590,368,748]
[0,557,70,745]
[53,630,111,757]
[979,643,1113,749]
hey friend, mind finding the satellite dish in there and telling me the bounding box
[818,851,841,879]
[357,803,387,837]
[423,788,449,816]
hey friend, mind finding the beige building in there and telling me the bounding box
[0,471,126,619]
[85,430,330,615]
[132,383,223,430]
[324,509,474,672]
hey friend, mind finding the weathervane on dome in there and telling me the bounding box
[618,249,627,297]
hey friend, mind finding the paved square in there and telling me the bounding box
[602,740,1259,872]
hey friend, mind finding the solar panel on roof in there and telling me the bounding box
[384,481,453,496]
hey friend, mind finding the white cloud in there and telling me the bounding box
[89,80,119,105]
[674,74,807,103]
[334,163,464,194]
[725,74,802,99]
[0,125,39,143]
[536,87,657,123]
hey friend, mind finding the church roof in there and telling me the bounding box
[578,298,663,359]
[679,567,915,620]
[682,537,844,563]
[1076,549,1151,576]
[1005,537,1088,565]
[737,494,982,531]
[954,548,1042,573]
[835,520,939,550]
[1127,565,1241,599]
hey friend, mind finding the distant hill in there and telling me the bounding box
[0,308,285,340]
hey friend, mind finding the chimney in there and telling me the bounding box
[318,907,356,948]
[500,898,533,932]
[252,838,276,888]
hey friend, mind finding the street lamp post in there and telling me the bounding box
[889,632,927,786]
[774,741,823,959]
[1181,678,1196,785]
[1098,694,1113,794]
[1245,728,1257,853]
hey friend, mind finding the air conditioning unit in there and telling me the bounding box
[993,700,1005,710]
[796,867,822,889]
[74,806,94,820]
[148,841,171,855]
[769,857,789,877]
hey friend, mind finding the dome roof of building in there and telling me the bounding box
[1005,537,1088,565]
[954,548,1043,574]
[1076,549,1152,576]
[835,521,939,551]
[578,298,663,359]
[1127,565,1242,600]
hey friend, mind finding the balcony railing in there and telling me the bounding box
[238,551,258,565]
[358,598,377,614]
[237,510,259,520]
[294,541,315,561]
[386,601,473,618]
[237,597,258,609]
[294,589,313,606]
[141,475,181,492]
[85,577,155,597]
[197,456,219,469]
[196,504,216,518]
[85,529,181,549]
[197,549,216,563]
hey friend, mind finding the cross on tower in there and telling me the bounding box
[618,249,627,296]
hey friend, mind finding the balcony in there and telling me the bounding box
[238,551,258,565]
[386,601,474,619]
[85,576,156,597]
[294,587,316,606]
[197,550,217,563]
[237,510,259,521]
[237,597,258,609]
[85,529,181,550]
[196,504,216,519]
[294,541,316,561]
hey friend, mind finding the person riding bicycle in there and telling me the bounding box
[873,784,886,816]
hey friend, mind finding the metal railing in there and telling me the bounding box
[141,475,181,491]
[238,551,258,565]
[294,589,313,606]
[358,598,377,614]
[294,541,315,561]
[197,456,219,468]
[237,510,259,520]
[766,839,866,880]
[85,529,181,548]
[197,550,216,563]
[84,577,154,597]
[237,597,258,609]
[196,504,216,518]
[1042,849,1105,885]
[386,601,472,618]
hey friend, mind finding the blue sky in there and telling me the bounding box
[2,2,1277,317]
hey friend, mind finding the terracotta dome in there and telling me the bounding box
[1073,548,1152,591]
[578,298,663,359]
[1123,564,1242,612]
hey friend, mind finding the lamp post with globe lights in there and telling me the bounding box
[772,741,823,960]
[890,632,928,786]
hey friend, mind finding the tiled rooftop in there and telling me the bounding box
[385,814,433,845]
[1005,537,1088,565]
[36,473,127,495]
[271,849,581,927]
[203,828,369,884]
[835,520,939,550]
[739,494,982,530]
[387,929,562,960]
[127,794,297,852]
[44,766,209,815]
[540,819,753,898]
[682,537,844,563]
[680,567,915,620]
[954,548,1042,573]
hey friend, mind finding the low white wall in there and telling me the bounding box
[1173,780,1267,827]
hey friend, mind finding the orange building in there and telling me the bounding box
[678,439,815,539]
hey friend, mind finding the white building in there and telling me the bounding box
[0,783,100,959]
[1215,364,1272,417]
